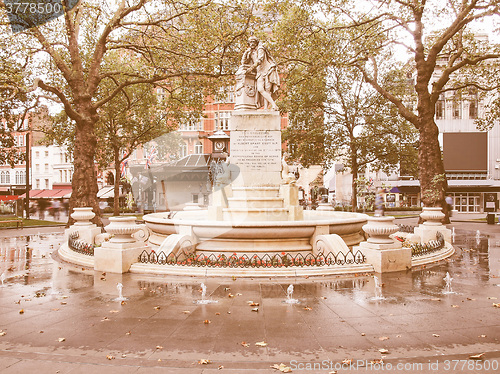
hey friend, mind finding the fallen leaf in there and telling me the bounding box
[106,355,115,360]
[378,336,389,341]
[248,302,259,306]
[51,308,60,311]
[109,310,119,313]
[19,309,24,314]
[493,303,500,308]
[431,298,441,301]
[255,341,267,347]
[469,353,484,360]
[479,335,487,338]
[100,277,106,281]
[60,302,67,305]
[251,308,259,312]
[224,287,230,291]
[183,310,191,314]
[271,363,292,372]
[122,354,127,358]
[241,341,249,347]
[125,331,131,335]
[341,359,352,365]
[488,297,497,300]
[303,306,312,311]
[218,365,224,370]
[121,301,126,305]
[154,306,161,310]
[156,345,163,350]
[39,331,44,333]
[0,331,6,336]
[432,334,440,337]
[198,359,211,365]
[228,294,234,298]
[58,338,65,342]
[371,359,384,364]
[361,333,366,336]
[215,312,220,315]
[321,296,327,299]
[379,348,389,354]
[203,319,211,324]
[451,305,459,308]
[236,293,242,296]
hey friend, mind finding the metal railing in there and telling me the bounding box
[410,231,445,257]
[68,232,95,256]
[138,250,366,268]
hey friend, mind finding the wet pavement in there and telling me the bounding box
[0,218,499,373]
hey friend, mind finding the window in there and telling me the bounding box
[35,151,39,158]
[192,194,199,204]
[35,164,40,172]
[15,170,25,184]
[35,179,40,189]
[44,164,49,172]
[180,119,202,131]
[452,93,462,119]
[44,151,49,157]
[180,143,188,158]
[435,96,445,119]
[215,111,230,130]
[59,170,63,182]
[194,142,203,154]
[18,135,23,147]
[45,179,49,188]
[0,171,9,184]
[469,87,478,119]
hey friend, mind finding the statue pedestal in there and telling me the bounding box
[229,110,282,187]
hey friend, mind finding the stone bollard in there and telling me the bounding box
[94,216,146,273]
[414,207,451,244]
[355,216,411,273]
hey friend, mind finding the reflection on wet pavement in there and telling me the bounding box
[0,228,498,371]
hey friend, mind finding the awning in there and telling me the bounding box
[0,195,19,201]
[18,189,72,199]
[98,186,122,199]
[18,190,44,199]
[389,187,401,193]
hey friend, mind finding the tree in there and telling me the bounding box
[270,0,500,221]
[1,0,256,224]
[325,67,418,210]
[271,3,418,208]
[336,0,500,220]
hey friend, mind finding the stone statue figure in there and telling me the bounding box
[281,155,296,184]
[234,36,280,111]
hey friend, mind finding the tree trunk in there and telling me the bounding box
[351,156,358,212]
[417,114,450,223]
[68,105,102,226]
[113,146,121,216]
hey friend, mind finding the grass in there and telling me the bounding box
[0,216,63,228]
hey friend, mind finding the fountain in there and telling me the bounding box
[195,283,217,304]
[113,283,128,302]
[443,272,455,295]
[372,276,385,300]
[284,284,299,304]
[140,38,368,274]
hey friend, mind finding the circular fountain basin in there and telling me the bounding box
[143,210,368,256]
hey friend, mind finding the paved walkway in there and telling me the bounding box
[0,218,499,373]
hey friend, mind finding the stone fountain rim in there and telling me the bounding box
[143,211,369,228]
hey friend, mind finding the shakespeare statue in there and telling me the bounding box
[234,36,280,111]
